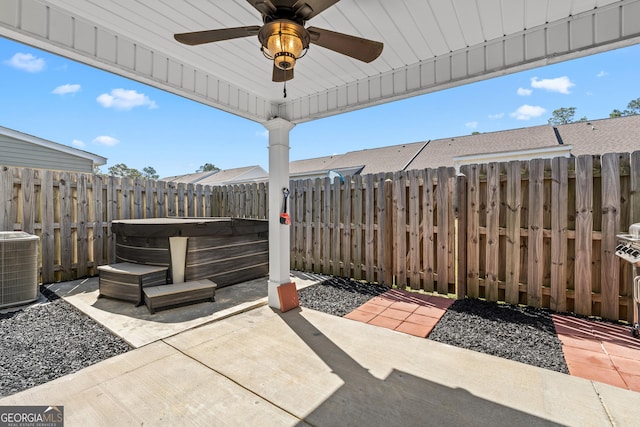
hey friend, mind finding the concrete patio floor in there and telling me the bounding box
[2,274,640,426]
[42,271,323,348]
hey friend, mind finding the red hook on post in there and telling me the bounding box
[279,188,291,225]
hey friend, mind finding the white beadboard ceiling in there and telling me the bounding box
[1,0,640,124]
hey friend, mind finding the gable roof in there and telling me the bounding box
[289,141,429,178]
[408,125,560,170]
[165,115,640,185]
[163,165,268,185]
[555,115,640,156]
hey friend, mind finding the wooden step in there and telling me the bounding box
[143,279,217,314]
[98,262,169,305]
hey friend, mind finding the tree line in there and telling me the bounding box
[100,162,220,179]
[548,97,639,125]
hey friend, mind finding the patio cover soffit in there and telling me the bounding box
[1,0,640,125]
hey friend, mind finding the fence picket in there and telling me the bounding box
[304,179,313,271]
[313,179,322,272]
[41,170,55,283]
[93,174,104,269]
[0,167,12,230]
[364,174,375,282]
[422,169,435,292]
[600,153,621,320]
[20,168,35,234]
[342,176,353,278]
[527,159,544,307]
[76,173,89,277]
[332,176,341,276]
[437,167,450,295]
[59,172,72,281]
[394,171,407,288]
[485,163,500,302]
[456,173,467,299]
[133,178,143,218]
[550,157,568,312]
[505,161,521,304]
[323,177,332,273]
[463,164,480,298]
[353,176,363,280]
[121,178,132,219]
[408,170,421,289]
[574,155,593,315]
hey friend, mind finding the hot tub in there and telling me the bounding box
[111,217,268,287]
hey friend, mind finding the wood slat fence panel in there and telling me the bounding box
[2,150,639,322]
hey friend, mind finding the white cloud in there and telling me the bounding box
[488,113,504,119]
[530,76,575,94]
[465,121,478,129]
[93,135,120,146]
[597,71,608,78]
[96,88,158,110]
[5,52,45,72]
[52,84,81,95]
[517,87,532,96]
[510,104,547,120]
[256,129,269,139]
[71,139,86,148]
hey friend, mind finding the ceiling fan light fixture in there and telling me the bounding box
[259,20,309,70]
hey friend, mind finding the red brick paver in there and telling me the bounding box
[343,290,640,392]
[344,289,453,338]
[552,314,640,392]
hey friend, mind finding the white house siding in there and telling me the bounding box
[0,134,94,173]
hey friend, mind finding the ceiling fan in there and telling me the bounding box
[174,0,384,83]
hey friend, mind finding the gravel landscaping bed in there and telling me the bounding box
[298,276,387,316]
[0,288,131,398]
[2,277,569,398]
[298,277,569,374]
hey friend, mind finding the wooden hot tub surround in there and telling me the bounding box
[112,217,268,288]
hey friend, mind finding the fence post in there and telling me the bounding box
[456,173,467,300]
[384,178,394,286]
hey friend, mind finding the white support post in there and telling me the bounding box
[264,117,295,309]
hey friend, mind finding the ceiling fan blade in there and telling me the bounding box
[272,65,294,82]
[246,0,277,19]
[174,26,260,45]
[307,27,383,63]
[292,0,341,20]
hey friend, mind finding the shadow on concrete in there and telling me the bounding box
[279,308,561,427]
[46,276,269,324]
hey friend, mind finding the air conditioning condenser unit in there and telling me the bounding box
[0,231,40,309]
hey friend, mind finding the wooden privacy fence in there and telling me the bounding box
[288,168,458,296]
[287,151,640,323]
[0,166,268,283]
[2,150,639,322]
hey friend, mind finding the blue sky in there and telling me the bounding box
[1,35,639,178]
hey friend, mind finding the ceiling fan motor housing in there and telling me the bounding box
[259,20,310,70]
